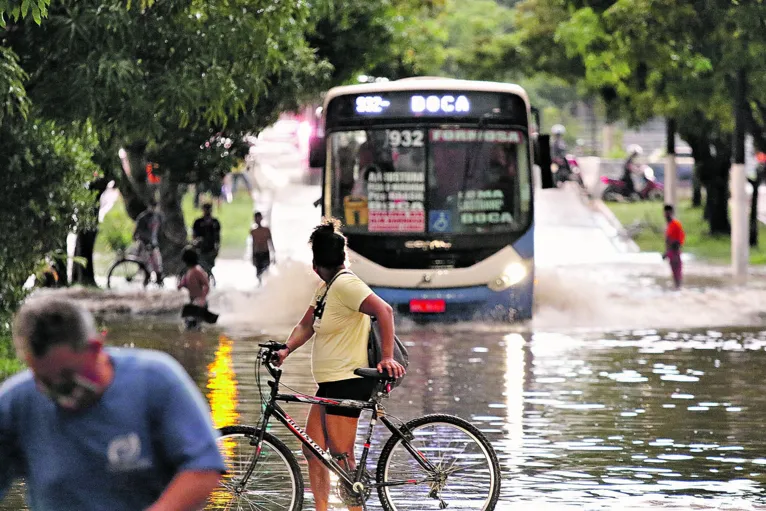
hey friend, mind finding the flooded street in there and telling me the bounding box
[5,320,766,510]
[5,150,766,510]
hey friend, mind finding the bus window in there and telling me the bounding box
[428,129,529,234]
[329,129,427,233]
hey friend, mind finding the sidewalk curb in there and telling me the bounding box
[590,198,642,253]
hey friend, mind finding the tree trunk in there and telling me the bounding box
[749,178,759,247]
[73,177,109,286]
[157,176,189,277]
[53,248,68,287]
[72,230,99,286]
[692,163,703,207]
[705,173,731,235]
[116,141,155,218]
[117,142,189,278]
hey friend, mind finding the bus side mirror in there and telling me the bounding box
[309,136,325,168]
[536,134,555,189]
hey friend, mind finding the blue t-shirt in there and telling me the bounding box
[0,348,225,511]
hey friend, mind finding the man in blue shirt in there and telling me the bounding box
[0,298,225,510]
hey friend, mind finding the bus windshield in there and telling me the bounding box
[328,128,531,234]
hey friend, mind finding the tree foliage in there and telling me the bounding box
[0,0,49,26]
[0,119,98,324]
[513,0,766,234]
[1,0,442,294]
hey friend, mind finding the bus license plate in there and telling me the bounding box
[410,299,446,313]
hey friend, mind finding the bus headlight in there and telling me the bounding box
[488,262,527,292]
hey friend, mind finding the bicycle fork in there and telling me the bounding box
[379,414,450,509]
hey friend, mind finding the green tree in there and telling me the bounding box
[5,0,331,276]
[0,0,49,26]
[513,0,766,235]
[0,120,99,332]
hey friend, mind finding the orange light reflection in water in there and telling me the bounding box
[207,334,239,430]
[206,335,243,509]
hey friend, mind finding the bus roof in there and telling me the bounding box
[322,77,531,111]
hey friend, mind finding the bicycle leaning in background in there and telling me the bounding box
[207,341,501,511]
[107,241,216,290]
[106,240,162,290]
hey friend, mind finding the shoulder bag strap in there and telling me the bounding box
[316,269,352,310]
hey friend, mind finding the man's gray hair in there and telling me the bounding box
[12,298,98,358]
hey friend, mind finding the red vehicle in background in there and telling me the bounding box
[601,165,664,201]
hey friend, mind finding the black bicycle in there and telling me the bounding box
[207,341,501,511]
[106,241,159,290]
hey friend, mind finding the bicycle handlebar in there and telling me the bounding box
[257,341,287,378]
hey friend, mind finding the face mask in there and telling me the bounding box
[36,370,104,411]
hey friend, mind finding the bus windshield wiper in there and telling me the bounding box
[460,112,498,197]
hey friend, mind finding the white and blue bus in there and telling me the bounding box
[309,77,553,321]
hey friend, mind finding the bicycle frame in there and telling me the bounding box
[238,354,439,493]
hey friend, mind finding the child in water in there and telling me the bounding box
[178,246,215,329]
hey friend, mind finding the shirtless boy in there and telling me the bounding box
[250,212,275,286]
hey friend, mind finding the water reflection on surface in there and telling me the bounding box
[4,322,766,509]
[206,335,239,429]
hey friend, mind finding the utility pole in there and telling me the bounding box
[731,68,749,282]
[665,118,677,209]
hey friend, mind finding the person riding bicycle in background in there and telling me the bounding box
[274,218,405,511]
[134,199,165,285]
[0,298,225,510]
[191,203,220,273]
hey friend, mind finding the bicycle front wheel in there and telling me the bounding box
[377,414,501,511]
[107,259,150,290]
[208,425,304,511]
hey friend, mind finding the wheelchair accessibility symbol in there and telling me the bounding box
[429,210,452,233]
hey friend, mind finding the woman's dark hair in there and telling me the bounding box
[182,246,199,266]
[309,218,347,268]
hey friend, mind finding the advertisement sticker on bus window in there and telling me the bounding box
[430,129,523,144]
[458,190,513,225]
[367,170,426,232]
[429,210,452,233]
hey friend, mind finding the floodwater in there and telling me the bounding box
[6,161,766,508]
[5,316,766,510]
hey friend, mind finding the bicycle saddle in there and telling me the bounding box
[354,368,397,381]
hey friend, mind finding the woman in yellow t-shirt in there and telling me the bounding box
[275,218,405,511]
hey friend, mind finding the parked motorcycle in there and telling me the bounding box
[552,154,585,189]
[601,165,664,202]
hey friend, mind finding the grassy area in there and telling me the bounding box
[182,192,256,258]
[95,190,255,274]
[606,199,766,264]
[0,335,24,378]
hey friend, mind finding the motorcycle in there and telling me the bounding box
[601,165,664,202]
[552,154,585,189]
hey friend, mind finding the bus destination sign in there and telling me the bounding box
[355,94,472,115]
[326,90,524,123]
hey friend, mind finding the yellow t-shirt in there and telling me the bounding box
[310,273,373,383]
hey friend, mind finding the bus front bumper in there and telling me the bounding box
[371,279,534,322]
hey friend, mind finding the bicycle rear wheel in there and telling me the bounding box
[107,259,150,290]
[377,414,501,511]
[208,425,304,511]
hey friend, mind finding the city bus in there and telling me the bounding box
[309,77,553,321]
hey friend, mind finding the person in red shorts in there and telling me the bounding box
[662,204,685,289]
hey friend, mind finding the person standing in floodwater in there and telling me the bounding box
[250,212,275,286]
[662,204,685,289]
